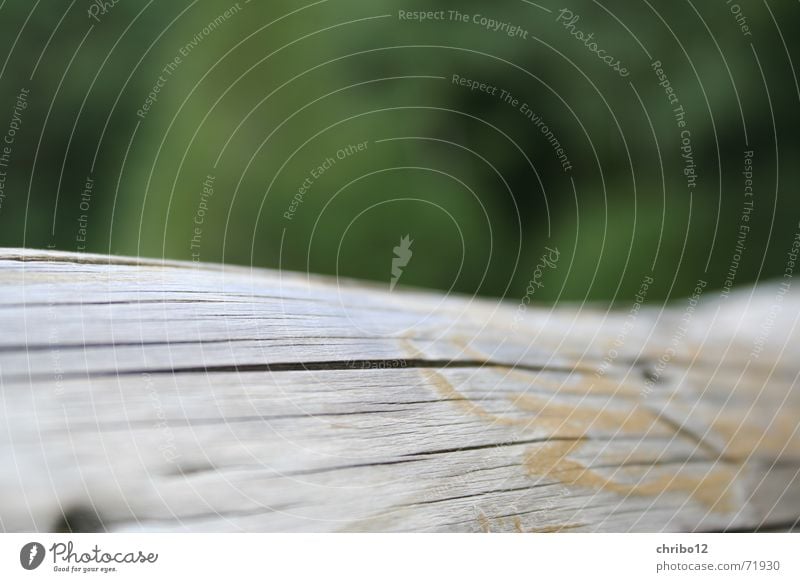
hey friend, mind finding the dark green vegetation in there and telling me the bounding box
[0,1,797,304]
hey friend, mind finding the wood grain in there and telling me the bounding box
[0,248,798,532]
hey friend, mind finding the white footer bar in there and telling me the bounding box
[1,533,796,581]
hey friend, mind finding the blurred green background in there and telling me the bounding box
[0,0,798,304]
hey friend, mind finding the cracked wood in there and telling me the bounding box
[0,248,798,532]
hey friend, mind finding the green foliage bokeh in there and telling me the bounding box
[1,0,798,305]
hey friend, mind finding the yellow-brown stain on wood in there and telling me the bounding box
[711,411,800,461]
[475,508,491,533]
[399,337,423,359]
[424,369,503,423]
[511,393,671,436]
[424,369,741,513]
[504,366,641,398]
[448,333,494,361]
[528,523,586,533]
[425,370,673,438]
[523,441,737,513]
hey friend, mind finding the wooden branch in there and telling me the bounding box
[1,248,798,532]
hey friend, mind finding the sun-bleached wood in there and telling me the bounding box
[0,248,798,532]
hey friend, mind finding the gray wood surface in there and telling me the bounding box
[1,248,798,532]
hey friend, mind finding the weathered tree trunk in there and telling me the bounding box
[0,248,798,532]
